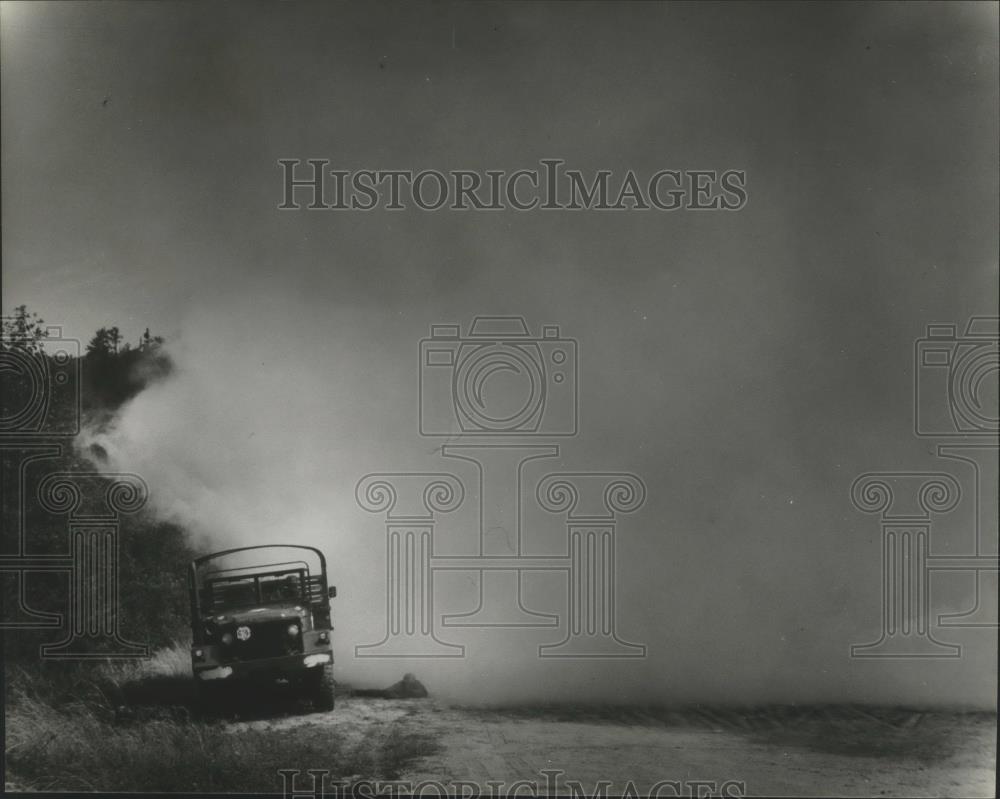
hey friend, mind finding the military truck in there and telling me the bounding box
[189,545,336,711]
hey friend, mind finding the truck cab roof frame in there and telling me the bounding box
[189,544,329,621]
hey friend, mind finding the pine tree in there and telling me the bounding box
[0,305,48,352]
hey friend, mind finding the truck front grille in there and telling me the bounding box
[223,619,302,660]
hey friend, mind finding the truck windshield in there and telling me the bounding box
[213,577,257,607]
[260,573,302,602]
[202,569,306,612]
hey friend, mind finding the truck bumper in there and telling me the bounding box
[193,651,332,682]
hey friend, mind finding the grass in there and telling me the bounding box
[4,644,440,792]
[8,648,992,790]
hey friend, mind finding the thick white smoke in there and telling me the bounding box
[81,276,997,707]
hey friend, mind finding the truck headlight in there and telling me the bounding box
[287,624,300,636]
[193,649,205,661]
[221,632,234,645]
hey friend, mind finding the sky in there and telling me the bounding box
[2,1,998,706]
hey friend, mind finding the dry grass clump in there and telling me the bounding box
[5,644,439,792]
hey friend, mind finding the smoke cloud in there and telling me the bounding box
[85,246,996,708]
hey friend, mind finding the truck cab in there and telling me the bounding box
[189,545,336,711]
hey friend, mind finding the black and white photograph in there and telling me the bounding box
[1,1,997,796]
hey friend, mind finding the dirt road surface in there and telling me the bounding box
[237,698,997,797]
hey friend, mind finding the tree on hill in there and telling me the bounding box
[83,323,172,411]
[0,304,48,352]
[2,305,194,662]
[86,326,123,356]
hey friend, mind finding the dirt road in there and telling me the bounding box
[238,698,997,797]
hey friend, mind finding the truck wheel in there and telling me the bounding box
[308,664,335,712]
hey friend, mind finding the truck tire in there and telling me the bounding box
[307,663,335,712]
